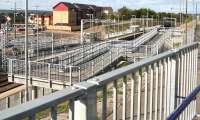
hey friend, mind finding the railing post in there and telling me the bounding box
[137,70,142,120]
[145,45,148,57]
[69,66,72,86]
[113,80,118,120]
[29,114,35,120]
[69,100,74,120]
[51,105,57,120]
[149,64,154,120]
[156,44,159,55]
[19,91,24,104]
[31,86,37,100]
[48,63,52,88]
[92,61,94,76]
[78,67,81,83]
[144,67,148,120]
[110,50,112,63]
[155,62,159,120]
[63,66,67,86]
[6,97,10,109]
[29,61,32,85]
[130,73,135,120]
[102,86,107,120]
[159,60,164,120]
[74,88,97,120]
[10,59,14,82]
[122,76,127,120]
[101,55,104,70]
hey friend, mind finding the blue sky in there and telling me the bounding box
[0,0,198,13]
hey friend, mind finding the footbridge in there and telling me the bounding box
[7,27,174,90]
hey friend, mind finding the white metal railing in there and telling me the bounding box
[7,28,164,88]
[59,41,111,66]
[0,42,198,120]
[8,59,81,86]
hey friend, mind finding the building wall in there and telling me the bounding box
[53,11,69,25]
[68,10,77,26]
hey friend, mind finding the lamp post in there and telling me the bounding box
[14,1,16,39]
[117,14,120,32]
[142,15,145,33]
[3,0,17,38]
[196,2,198,27]
[185,0,188,44]
[151,15,154,26]
[131,15,136,39]
[34,5,39,60]
[157,15,159,25]
[171,8,173,27]
[147,8,149,28]
[25,0,29,102]
[122,15,124,32]
[131,15,136,26]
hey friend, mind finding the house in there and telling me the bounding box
[51,2,113,31]
[30,11,53,29]
[101,7,113,15]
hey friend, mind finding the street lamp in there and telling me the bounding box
[185,0,188,43]
[33,5,39,61]
[131,15,136,39]
[13,1,16,39]
[147,8,149,28]
[142,15,145,33]
[157,15,159,25]
[117,14,120,32]
[3,0,17,38]
[171,8,173,28]
[25,0,29,102]
[131,15,136,26]
[151,15,154,26]
[122,15,125,32]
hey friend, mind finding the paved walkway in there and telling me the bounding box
[195,23,200,120]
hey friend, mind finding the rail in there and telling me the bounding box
[167,84,200,120]
[0,42,198,120]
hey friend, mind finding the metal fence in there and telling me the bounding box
[0,42,198,120]
[8,59,81,86]
[7,27,172,88]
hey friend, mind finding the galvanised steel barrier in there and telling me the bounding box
[8,59,81,87]
[79,47,126,80]
[37,27,159,65]
[0,42,198,120]
[6,27,167,89]
[59,41,111,66]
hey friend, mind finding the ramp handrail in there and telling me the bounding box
[167,84,200,120]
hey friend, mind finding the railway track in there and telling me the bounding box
[0,74,21,94]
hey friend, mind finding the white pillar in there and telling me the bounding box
[74,89,97,120]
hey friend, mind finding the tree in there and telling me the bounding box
[0,14,7,24]
[118,6,132,20]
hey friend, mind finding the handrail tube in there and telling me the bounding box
[0,88,84,120]
[87,42,198,86]
[167,84,200,120]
